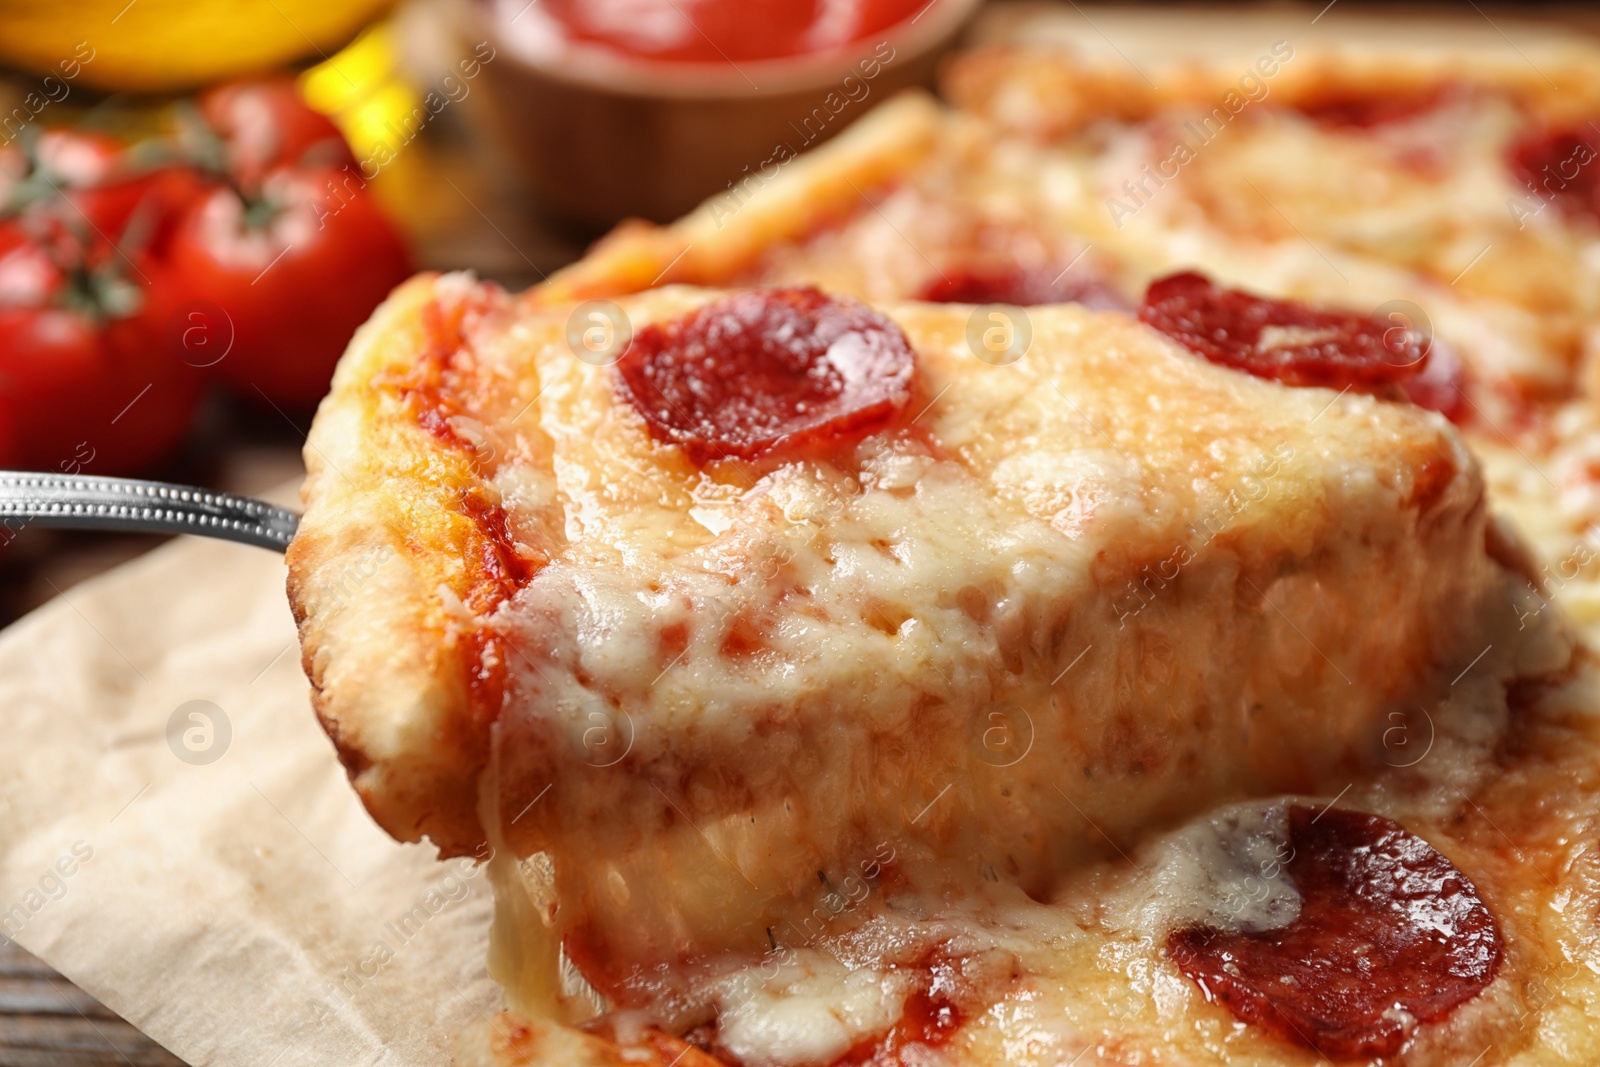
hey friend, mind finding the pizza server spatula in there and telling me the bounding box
[0,471,297,552]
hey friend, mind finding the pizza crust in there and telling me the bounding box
[289,272,516,856]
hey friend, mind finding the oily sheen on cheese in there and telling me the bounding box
[288,275,1566,1010]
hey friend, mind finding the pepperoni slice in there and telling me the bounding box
[1509,126,1600,227]
[1139,271,1429,391]
[1294,86,1451,130]
[918,264,1130,311]
[1400,337,1468,423]
[615,287,915,463]
[1167,806,1501,1059]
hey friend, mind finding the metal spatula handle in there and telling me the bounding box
[0,472,299,552]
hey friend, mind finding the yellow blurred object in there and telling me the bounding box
[0,0,395,93]
[300,22,421,166]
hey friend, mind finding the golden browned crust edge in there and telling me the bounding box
[288,272,505,859]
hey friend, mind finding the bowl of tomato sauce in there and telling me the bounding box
[459,0,980,230]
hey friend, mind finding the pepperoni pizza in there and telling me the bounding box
[287,10,1600,1067]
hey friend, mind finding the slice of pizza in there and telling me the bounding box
[288,267,1570,1061]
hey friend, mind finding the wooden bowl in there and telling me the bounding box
[455,0,980,230]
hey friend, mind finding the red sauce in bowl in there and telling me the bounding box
[541,0,928,62]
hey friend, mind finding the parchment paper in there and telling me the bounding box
[0,487,499,1067]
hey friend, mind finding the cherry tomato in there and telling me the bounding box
[2,130,211,259]
[199,76,356,192]
[0,220,203,475]
[32,130,147,237]
[164,164,412,408]
[0,78,413,431]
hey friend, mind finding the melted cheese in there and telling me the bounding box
[711,955,908,1067]
[1108,800,1299,938]
[424,287,1574,998]
[479,724,565,1021]
[716,67,1600,642]
[459,649,1600,1064]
